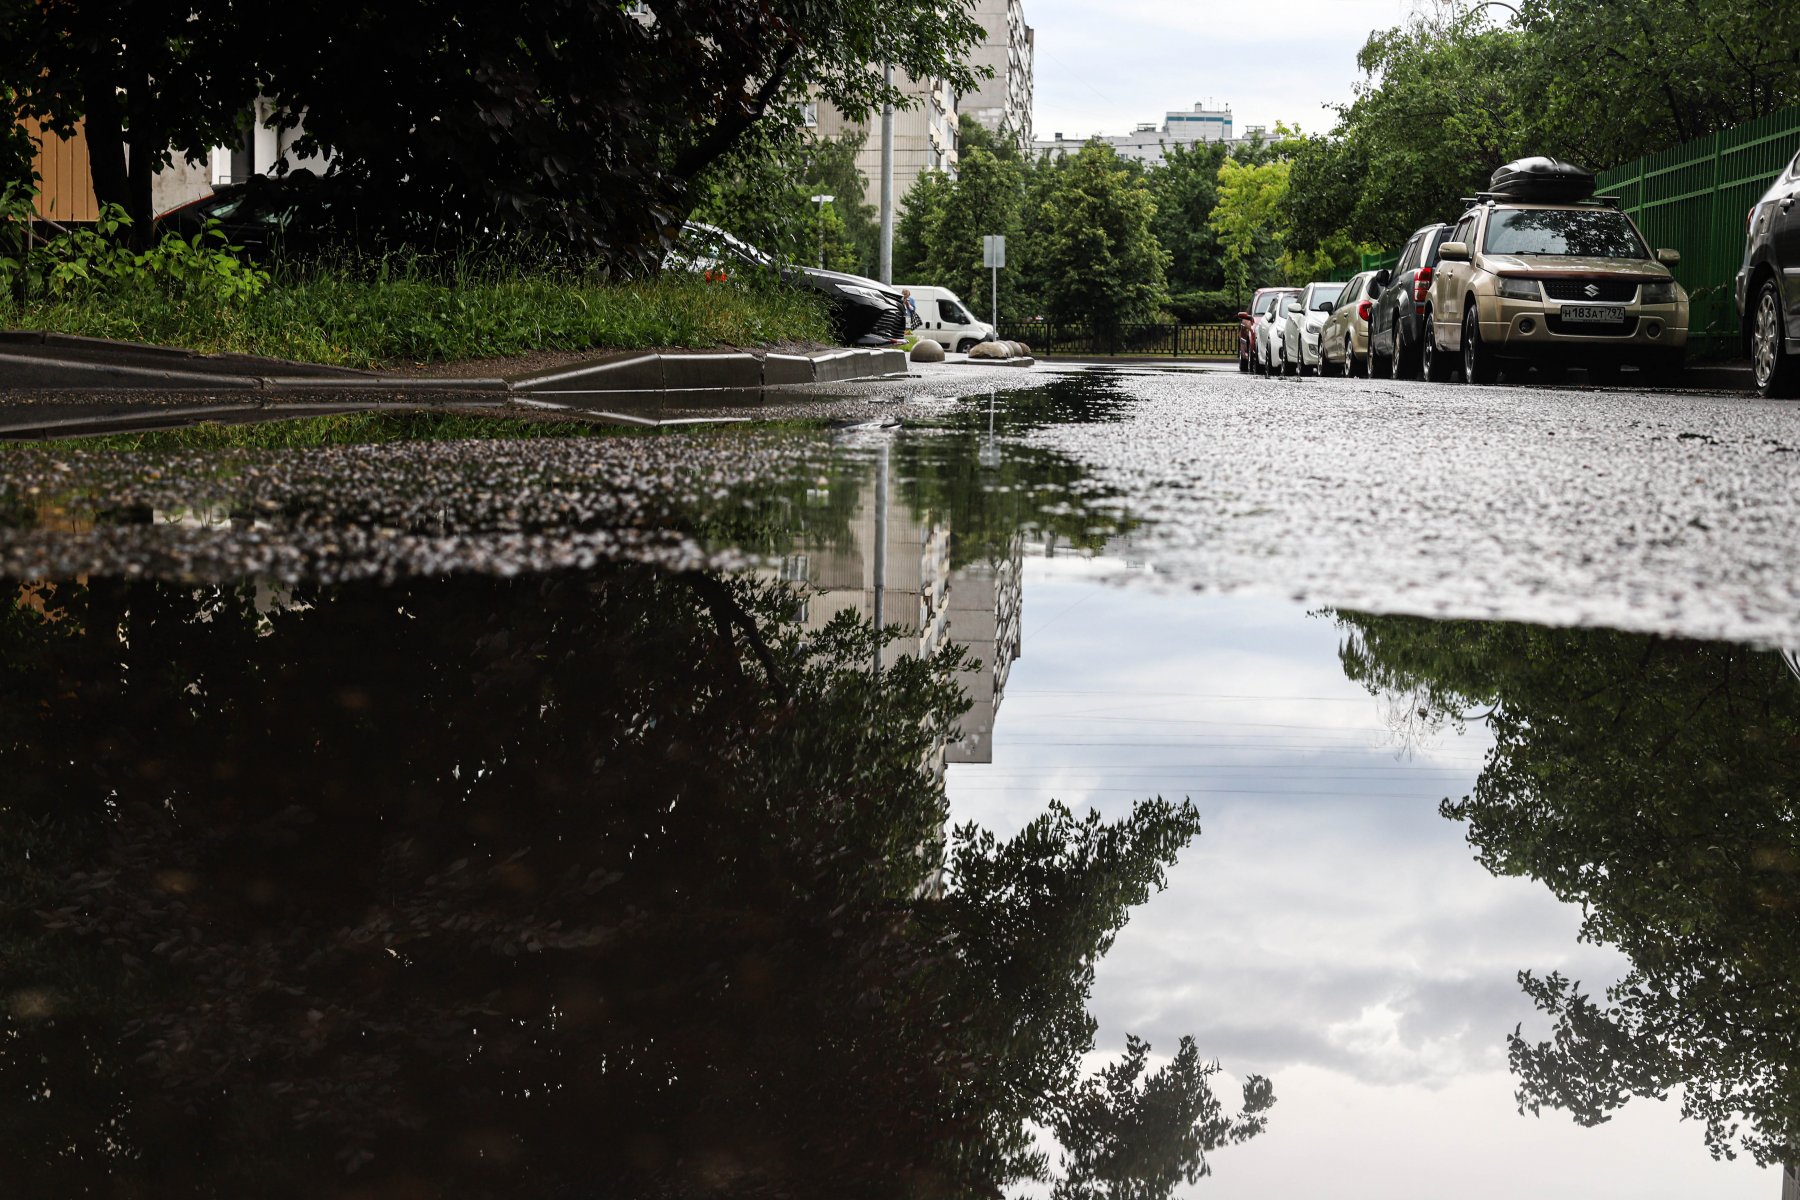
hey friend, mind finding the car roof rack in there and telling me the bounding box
[1460,192,1622,207]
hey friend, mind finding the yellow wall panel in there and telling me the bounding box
[16,116,99,223]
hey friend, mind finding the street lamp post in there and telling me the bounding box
[810,193,835,269]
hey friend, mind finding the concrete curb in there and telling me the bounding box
[0,336,910,396]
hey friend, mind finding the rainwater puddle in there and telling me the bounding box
[0,384,1791,1197]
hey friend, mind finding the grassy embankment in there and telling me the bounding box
[0,262,834,369]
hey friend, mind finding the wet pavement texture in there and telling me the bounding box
[1,363,1796,1198]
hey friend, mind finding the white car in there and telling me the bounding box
[898,285,995,352]
[1255,288,1300,374]
[1278,282,1347,376]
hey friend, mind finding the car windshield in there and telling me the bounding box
[1308,285,1344,311]
[1484,209,1647,259]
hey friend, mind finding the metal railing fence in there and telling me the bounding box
[1596,103,1800,358]
[993,321,1239,359]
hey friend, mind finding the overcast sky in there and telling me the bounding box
[945,562,1770,1198]
[1027,0,1427,142]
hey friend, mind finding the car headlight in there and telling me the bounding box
[1496,277,1540,302]
[1641,280,1682,304]
[838,283,890,305]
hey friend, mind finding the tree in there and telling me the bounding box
[1334,610,1800,1166]
[1146,141,1230,295]
[691,126,876,273]
[894,168,953,282]
[1053,1035,1275,1200]
[2,0,986,266]
[1209,157,1289,305]
[1031,142,1170,339]
[1,559,1270,1197]
[920,145,1025,320]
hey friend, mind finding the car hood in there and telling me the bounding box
[1478,254,1671,279]
[790,266,901,296]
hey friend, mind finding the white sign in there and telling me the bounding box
[983,234,1006,269]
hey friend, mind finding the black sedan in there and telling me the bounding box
[668,223,907,347]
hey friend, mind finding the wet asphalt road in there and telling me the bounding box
[1035,363,1800,646]
[7,358,1800,646]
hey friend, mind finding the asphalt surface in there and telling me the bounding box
[1032,363,1800,646]
[8,358,1800,646]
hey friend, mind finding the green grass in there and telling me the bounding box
[6,409,833,453]
[0,266,834,369]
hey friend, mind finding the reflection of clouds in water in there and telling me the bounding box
[945,559,1764,1198]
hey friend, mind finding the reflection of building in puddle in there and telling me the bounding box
[944,530,1023,765]
[778,449,1025,768]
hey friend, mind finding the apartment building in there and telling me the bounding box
[961,0,1035,153]
[1035,104,1264,169]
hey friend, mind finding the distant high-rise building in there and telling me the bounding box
[811,0,1034,211]
[1035,103,1254,168]
[813,71,961,215]
[962,0,1036,153]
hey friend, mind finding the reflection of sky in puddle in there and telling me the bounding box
[948,555,1768,1198]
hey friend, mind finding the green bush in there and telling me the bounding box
[1166,289,1244,323]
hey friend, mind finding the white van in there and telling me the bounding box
[900,286,995,352]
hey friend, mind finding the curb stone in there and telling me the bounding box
[0,338,911,396]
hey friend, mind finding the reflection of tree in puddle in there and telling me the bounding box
[1336,612,1800,1165]
[2,568,1266,1198]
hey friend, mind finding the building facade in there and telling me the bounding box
[1035,104,1264,169]
[813,72,961,216]
[962,0,1036,153]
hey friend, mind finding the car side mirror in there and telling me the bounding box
[1374,269,1392,288]
[1438,241,1470,263]
[1657,248,1681,266]
[1236,311,1250,321]
[1284,301,1302,314]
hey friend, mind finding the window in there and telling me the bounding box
[1308,284,1345,311]
[1397,234,1423,273]
[1484,208,1649,259]
[1451,214,1478,246]
[941,299,976,325]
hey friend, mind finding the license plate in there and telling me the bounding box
[1560,304,1627,324]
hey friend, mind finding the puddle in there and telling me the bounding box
[0,376,1792,1196]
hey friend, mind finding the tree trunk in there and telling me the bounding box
[83,65,129,225]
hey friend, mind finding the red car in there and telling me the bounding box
[1238,287,1292,372]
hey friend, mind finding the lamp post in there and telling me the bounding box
[810,193,835,269]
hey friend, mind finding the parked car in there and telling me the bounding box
[1253,288,1301,375]
[156,170,349,260]
[1368,222,1450,378]
[1738,145,1800,398]
[1277,281,1346,375]
[1318,271,1381,377]
[1238,287,1289,372]
[1423,157,1689,385]
[670,222,907,347]
[900,285,994,352]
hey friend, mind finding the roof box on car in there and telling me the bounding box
[1487,156,1596,202]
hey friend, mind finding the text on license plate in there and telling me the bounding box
[1560,304,1627,324]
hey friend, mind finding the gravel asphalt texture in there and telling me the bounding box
[8,358,1800,646]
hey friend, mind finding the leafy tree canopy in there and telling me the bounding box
[1335,610,1800,1166]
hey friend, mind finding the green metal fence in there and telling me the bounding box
[1596,104,1800,358]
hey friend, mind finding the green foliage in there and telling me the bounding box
[1280,0,1800,269]
[1335,610,1800,1166]
[1210,157,1289,303]
[1144,141,1233,295]
[1,196,270,304]
[1031,143,1171,336]
[3,1,986,264]
[693,123,878,275]
[1052,1034,1275,1199]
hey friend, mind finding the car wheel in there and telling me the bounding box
[1421,310,1453,382]
[1462,308,1497,384]
[1346,337,1361,378]
[1239,349,1250,373]
[956,339,977,353]
[1752,279,1800,398]
[1394,329,1421,380]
